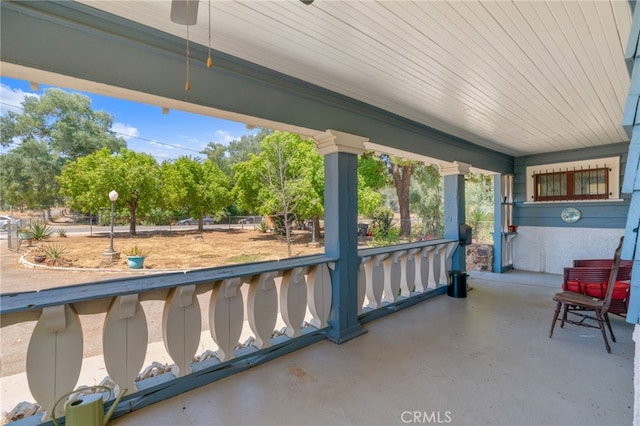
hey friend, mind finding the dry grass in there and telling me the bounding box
[22,228,324,270]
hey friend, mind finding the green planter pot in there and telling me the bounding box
[18,231,35,240]
[127,255,146,269]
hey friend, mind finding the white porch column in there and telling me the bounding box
[313,130,368,343]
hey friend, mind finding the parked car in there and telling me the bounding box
[176,217,214,225]
[0,215,19,231]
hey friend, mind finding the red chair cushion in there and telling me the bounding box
[583,281,630,300]
[564,280,582,293]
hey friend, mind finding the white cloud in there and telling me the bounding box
[0,84,38,115]
[111,122,140,140]
[213,130,234,145]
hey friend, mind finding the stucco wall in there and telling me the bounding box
[512,226,625,274]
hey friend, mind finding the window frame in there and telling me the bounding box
[525,156,620,203]
[533,167,610,202]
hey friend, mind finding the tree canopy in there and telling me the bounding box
[0,88,126,212]
[202,127,273,180]
[0,140,63,210]
[161,156,232,231]
[410,164,444,239]
[58,148,161,234]
[233,131,322,256]
[1,88,126,161]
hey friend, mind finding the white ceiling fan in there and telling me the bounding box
[170,0,199,26]
[170,0,314,25]
[169,0,314,90]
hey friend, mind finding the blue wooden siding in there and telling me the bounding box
[513,142,630,229]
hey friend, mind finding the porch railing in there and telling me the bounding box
[0,238,458,424]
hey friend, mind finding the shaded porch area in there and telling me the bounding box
[111,271,634,426]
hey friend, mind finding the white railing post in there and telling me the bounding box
[26,305,83,420]
[248,272,279,349]
[366,253,388,308]
[358,257,369,314]
[401,248,420,297]
[427,246,439,288]
[307,263,333,328]
[163,285,201,377]
[383,250,405,303]
[416,247,430,293]
[104,294,148,392]
[209,278,244,361]
[280,267,308,338]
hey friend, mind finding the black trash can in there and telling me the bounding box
[448,271,468,298]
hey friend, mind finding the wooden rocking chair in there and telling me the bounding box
[549,236,623,353]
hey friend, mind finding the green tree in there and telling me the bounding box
[358,152,389,190]
[410,164,444,239]
[161,156,232,232]
[387,156,415,238]
[233,131,321,256]
[357,152,387,217]
[465,172,494,242]
[201,142,230,176]
[0,88,126,161]
[227,128,273,165]
[58,148,161,235]
[202,127,273,180]
[0,140,63,210]
[357,173,383,217]
[360,152,415,238]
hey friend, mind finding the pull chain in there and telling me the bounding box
[185,0,191,91]
[207,0,213,68]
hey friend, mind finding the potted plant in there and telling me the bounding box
[125,245,148,269]
[17,226,34,241]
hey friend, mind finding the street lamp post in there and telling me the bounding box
[107,190,118,254]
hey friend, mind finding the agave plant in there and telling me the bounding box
[29,220,53,242]
[256,220,269,233]
[42,243,66,266]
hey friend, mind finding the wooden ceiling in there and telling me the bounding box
[73,1,633,156]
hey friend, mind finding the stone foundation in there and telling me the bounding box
[466,243,493,272]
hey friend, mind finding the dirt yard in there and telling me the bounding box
[19,228,325,270]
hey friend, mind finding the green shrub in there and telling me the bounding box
[368,206,401,247]
[370,225,401,247]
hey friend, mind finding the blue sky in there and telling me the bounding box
[0,77,257,161]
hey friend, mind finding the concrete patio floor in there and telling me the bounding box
[110,270,634,426]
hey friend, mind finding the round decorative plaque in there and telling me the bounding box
[561,207,581,223]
